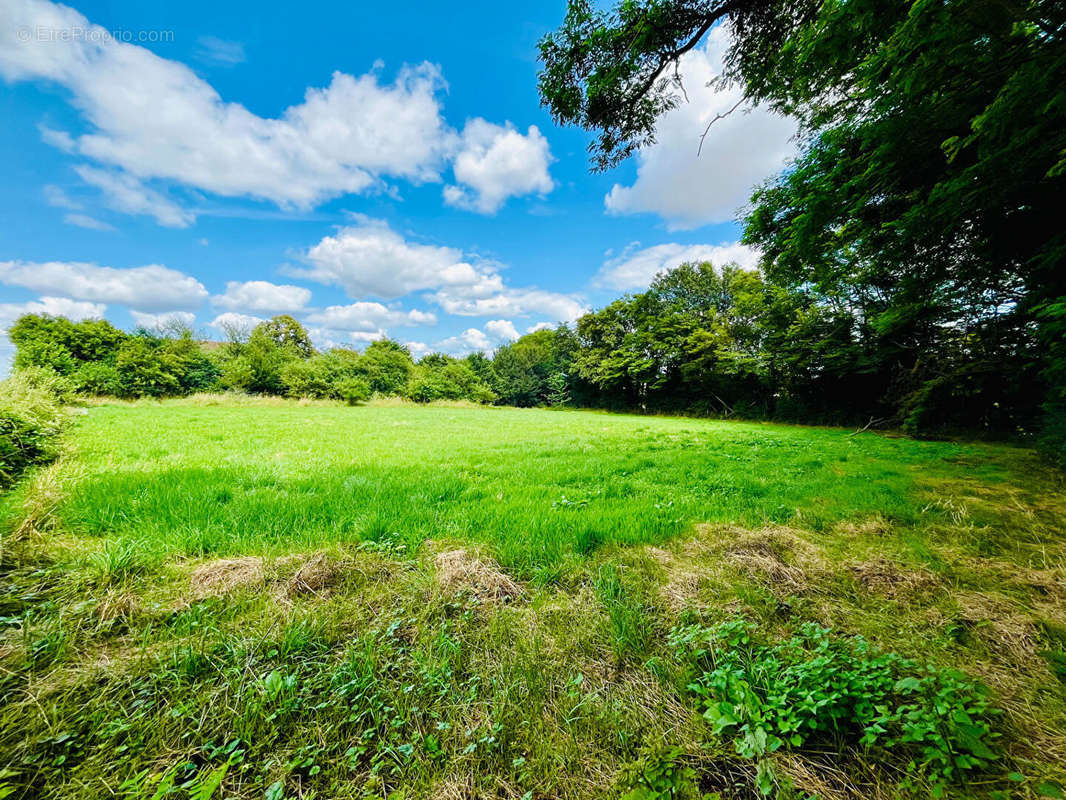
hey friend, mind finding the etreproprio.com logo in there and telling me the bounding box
[16,25,175,44]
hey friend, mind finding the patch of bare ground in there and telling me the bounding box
[433,548,524,604]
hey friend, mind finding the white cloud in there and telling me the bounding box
[431,285,586,322]
[405,341,431,359]
[603,25,796,230]
[0,0,454,210]
[594,241,760,290]
[208,311,263,336]
[349,330,385,343]
[436,327,493,355]
[45,181,116,230]
[443,120,553,213]
[298,216,477,298]
[484,319,519,341]
[195,36,245,66]
[63,212,116,231]
[212,280,311,313]
[0,260,207,310]
[74,166,195,228]
[526,321,555,334]
[306,301,436,332]
[130,310,196,330]
[297,216,584,322]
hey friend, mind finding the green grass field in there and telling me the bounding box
[2,399,1065,799]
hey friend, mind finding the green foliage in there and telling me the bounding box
[358,340,415,396]
[0,369,68,488]
[70,362,122,396]
[491,327,577,407]
[217,317,312,395]
[9,314,126,374]
[336,376,371,405]
[255,315,314,358]
[617,745,705,800]
[540,0,1066,443]
[670,621,999,794]
[408,354,494,403]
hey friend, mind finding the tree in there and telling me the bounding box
[358,340,415,396]
[541,0,1066,436]
[538,0,781,170]
[256,315,314,358]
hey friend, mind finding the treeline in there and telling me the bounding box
[6,313,498,405]
[6,254,1063,462]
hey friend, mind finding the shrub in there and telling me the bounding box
[407,357,493,403]
[281,350,362,399]
[71,361,122,396]
[115,338,181,397]
[358,340,414,395]
[336,376,371,405]
[670,620,998,795]
[0,370,68,489]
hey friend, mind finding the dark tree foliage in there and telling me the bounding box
[540,0,1066,446]
[538,0,799,170]
[491,328,576,407]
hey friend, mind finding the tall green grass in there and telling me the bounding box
[53,400,1016,572]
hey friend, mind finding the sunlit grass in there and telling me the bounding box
[52,399,1016,573]
[2,398,1063,799]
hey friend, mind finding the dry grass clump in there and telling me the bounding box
[955,591,1043,669]
[699,524,823,595]
[282,552,351,598]
[188,556,265,598]
[434,548,523,603]
[645,545,715,612]
[846,558,941,599]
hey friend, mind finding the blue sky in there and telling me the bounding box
[0,0,795,369]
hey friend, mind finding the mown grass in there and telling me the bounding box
[1,398,1064,799]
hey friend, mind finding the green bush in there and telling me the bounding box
[0,370,68,489]
[670,620,998,795]
[281,350,362,399]
[407,357,494,403]
[71,361,122,396]
[336,376,371,405]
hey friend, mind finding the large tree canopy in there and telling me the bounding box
[539,0,1066,455]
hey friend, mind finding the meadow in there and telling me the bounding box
[1,398,1064,799]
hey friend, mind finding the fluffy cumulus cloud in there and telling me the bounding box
[0,0,555,221]
[306,302,436,332]
[434,318,524,356]
[0,0,455,211]
[130,310,196,330]
[208,311,264,334]
[484,319,519,341]
[443,120,554,213]
[212,281,312,313]
[296,217,584,322]
[603,26,796,230]
[594,241,760,290]
[437,328,493,354]
[0,260,207,310]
